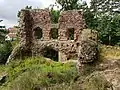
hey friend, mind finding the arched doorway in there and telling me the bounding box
[41,47,58,61]
[33,27,42,39]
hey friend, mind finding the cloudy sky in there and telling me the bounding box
[0,0,90,28]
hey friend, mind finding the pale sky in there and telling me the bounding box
[0,0,91,28]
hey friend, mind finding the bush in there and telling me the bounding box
[0,41,12,64]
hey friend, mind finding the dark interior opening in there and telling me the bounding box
[68,28,74,40]
[42,47,58,61]
[50,28,58,39]
[33,27,42,39]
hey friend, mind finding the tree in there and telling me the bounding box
[50,9,60,23]
[80,1,98,30]
[0,29,8,43]
[0,28,12,64]
[90,0,120,17]
[0,41,12,64]
[98,14,120,45]
[56,0,80,10]
[83,0,120,45]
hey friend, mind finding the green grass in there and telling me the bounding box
[0,57,78,90]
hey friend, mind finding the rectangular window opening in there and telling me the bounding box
[68,28,74,40]
[50,28,58,39]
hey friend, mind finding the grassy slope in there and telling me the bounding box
[0,57,78,90]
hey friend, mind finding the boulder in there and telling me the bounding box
[77,40,98,64]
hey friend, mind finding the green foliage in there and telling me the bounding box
[82,0,120,46]
[0,29,8,43]
[97,14,120,45]
[82,7,99,30]
[0,57,77,90]
[0,28,12,64]
[11,39,20,49]
[0,41,12,64]
[56,0,80,10]
[51,9,60,23]
[90,0,120,16]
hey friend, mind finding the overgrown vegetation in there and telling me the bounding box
[0,57,78,90]
[0,29,12,64]
[0,41,12,64]
[50,9,60,24]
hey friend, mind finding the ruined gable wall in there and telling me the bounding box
[19,9,86,43]
[31,9,51,40]
[59,10,86,41]
[20,9,51,42]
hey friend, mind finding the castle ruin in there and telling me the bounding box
[8,9,97,62]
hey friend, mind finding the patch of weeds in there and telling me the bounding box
[0,57,78,90]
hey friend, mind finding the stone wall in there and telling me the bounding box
[59,10,86,41]
[8,9,97,62]
[20,9,51,41]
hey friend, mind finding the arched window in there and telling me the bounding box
[33,27,42,39]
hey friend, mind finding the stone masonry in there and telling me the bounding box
[7,8,97,62]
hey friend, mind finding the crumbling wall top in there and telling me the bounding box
[59,10,86,29]
[21,8,49,12]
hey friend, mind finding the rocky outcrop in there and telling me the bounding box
[79,59,120,90]
[96,60,120,90]
[83,72,113,90]
[77,40,98,64]
[77,29,98,74]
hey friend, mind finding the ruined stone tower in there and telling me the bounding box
[8,8,87,62]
